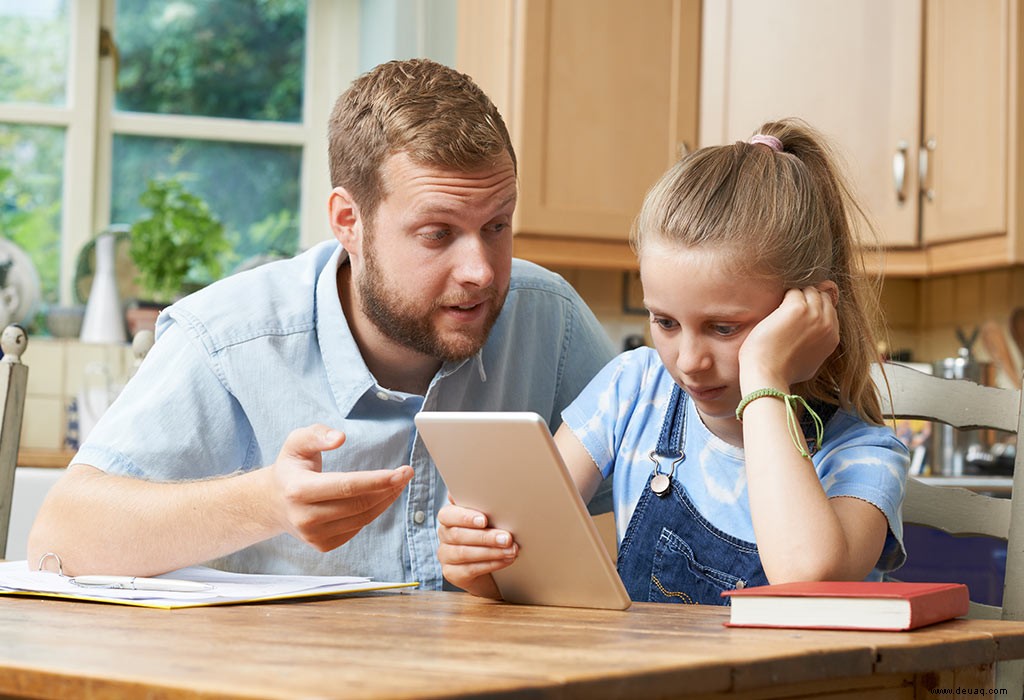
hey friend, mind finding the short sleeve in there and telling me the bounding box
[72,318,254,480]
[816,418,910,573]
[562,349,656,479]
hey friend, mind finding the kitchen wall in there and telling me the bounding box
[550,267,649,353]
[19,339,136,451]
[883,266,1024,378]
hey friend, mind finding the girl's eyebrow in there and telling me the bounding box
[706,308,751,318]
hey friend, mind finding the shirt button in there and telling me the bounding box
[413,510,427,525]
[376,390,389,401]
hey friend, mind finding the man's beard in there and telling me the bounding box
[357,239,506,363]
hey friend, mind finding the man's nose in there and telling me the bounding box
[453,235,496,288]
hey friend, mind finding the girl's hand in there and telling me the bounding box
[738,283,839,392]
[436,503,518,599]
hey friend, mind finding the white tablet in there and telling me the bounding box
[415,411,631,610]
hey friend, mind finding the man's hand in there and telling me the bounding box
[269,424,414,551]
[436,503,517,599]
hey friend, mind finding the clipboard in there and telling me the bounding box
[0,556,417,609]
[416,411,631,610]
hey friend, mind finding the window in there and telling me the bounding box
[0,0,458,330]
[0,0,69,312]
[108,0,306,287]
[0,0,360,326]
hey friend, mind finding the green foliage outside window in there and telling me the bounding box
[115,0,306,122]
[0,1,67,307]
[0,0,68,106]
[0,130,62,305]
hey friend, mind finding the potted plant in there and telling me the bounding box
[125,175,229,334]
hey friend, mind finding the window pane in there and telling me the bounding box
[0,124,64,307]
[114,0,307,122]
[110,135,302,288]
[0,0,69,106]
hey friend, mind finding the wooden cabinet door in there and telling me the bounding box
[921,0,1008,244]
[700,0,923,248]
[458,0,700,241]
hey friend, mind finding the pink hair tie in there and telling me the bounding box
[749,134,783,152]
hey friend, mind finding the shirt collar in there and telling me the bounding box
[316,244,375,416]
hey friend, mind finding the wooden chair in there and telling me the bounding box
[0,324,28,559]
[872,361,1024,695]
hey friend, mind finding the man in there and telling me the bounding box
[28,59,614,589]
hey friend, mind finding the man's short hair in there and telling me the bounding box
[327,58,516,223]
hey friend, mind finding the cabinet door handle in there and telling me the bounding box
[919,137,936,202]
[892,140,909,204]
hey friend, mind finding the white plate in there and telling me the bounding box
[0,238,41,327]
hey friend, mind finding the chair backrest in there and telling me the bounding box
[872,361,1024,695]
[0,324,28,558]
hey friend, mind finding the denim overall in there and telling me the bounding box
[615,384,835,605]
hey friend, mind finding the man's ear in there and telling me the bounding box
[328,187,363,255]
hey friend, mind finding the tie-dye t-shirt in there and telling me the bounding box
[562,347,909,576]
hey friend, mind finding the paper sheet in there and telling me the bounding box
[0,560,417,609]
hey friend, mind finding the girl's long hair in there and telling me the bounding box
[632,118,885,424]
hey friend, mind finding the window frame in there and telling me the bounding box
[0,0,359,306]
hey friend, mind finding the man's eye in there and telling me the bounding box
[485,222,509,235]
[422,229,450,241]
[711,324,740,336]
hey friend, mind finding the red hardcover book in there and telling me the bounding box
[720,581,970,631]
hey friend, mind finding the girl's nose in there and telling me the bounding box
[675,338,712,375]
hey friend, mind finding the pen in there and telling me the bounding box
[69,575,214,593]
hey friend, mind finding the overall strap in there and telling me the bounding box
[654,384,687,459]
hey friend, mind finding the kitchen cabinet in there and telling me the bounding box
[700,0,1023,276]
[456,0,701,269]
[921,1,1007,248]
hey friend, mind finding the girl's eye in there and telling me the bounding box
[711,324,741,337]
[651,317,678,331]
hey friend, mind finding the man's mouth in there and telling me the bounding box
[442,299,488,320]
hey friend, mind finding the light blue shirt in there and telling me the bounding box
[75,241,615,588]
[564,348,909,576]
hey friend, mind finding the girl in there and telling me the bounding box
[437,119,908,604]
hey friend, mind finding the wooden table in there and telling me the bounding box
[2,590,1024,699]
